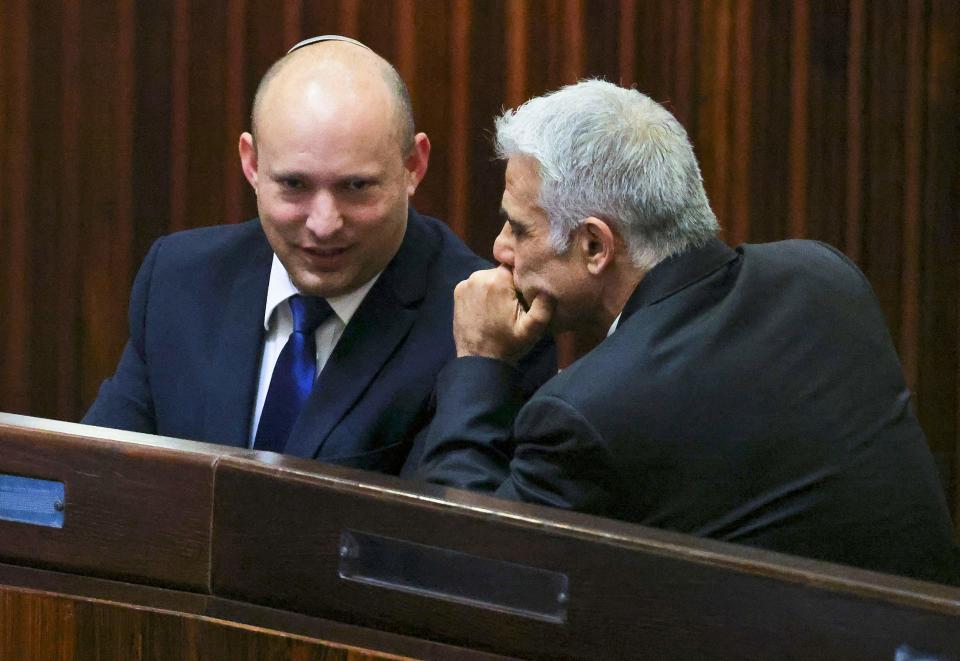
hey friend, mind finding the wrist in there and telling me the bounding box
[455,342,517,364]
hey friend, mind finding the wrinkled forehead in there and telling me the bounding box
[503,155,544,209]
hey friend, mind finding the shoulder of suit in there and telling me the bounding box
[740,239,862,278]
[740,238,849,264]
[158,218,262,248]
[738,239,877,311]
[408,210,490,275]
[152,219,268,254]
[148,219,267,264]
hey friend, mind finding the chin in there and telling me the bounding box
[292,275,347,299]
[548,306,580,334]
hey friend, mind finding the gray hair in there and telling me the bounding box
[494,79,719,270]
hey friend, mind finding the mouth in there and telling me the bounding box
[300,245,351,269]
[507,272,531,311]
[304,245,349,257]
[515,287,530,312]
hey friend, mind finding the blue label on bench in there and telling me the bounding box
[0,474,65,528]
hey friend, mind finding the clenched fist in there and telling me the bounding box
[453,265,555,363]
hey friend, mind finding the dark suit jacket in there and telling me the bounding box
[421,238,960,584]
[83,210,491,474]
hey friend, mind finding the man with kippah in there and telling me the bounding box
[419,79,959,584]
[83,37,551,474]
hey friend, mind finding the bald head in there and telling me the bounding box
[250,41,415,155]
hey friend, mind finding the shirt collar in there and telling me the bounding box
[607,312,623,336]
[263,254,380,330]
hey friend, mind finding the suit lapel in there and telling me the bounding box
[201,221,272,447]
[283,284,416,458]
[283,211,433,459]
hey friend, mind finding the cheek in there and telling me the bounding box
[262,197,309,227]
[352,186,405,217]
[344,195,406,233]
[513,246,541,276]
[259,212,303,248]
[343,203,387,225]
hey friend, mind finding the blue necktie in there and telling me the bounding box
[254,295,334,452]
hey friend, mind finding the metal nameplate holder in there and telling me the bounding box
[339,529,569,623]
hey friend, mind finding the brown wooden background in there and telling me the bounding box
[1,0,958,524]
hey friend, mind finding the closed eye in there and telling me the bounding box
[499,208,527,238]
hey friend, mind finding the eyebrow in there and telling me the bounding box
[268,169,381,184]
[268,168,308,180]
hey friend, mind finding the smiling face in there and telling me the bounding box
[239,51,428,298]
[494,155,597,332]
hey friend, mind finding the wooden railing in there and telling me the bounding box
[1,413,957,660]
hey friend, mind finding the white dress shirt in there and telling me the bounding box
[607,312,623,336]
[249,254,380,446]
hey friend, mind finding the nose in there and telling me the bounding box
[304,191,342,238]
[492,221,515,267]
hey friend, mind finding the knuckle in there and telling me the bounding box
[465,270,485,286]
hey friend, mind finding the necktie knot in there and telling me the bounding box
[289,295,333,335]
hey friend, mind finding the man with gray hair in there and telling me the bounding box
[420,79,959,584]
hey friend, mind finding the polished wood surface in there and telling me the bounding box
[0,418,228,589]
[0,562,514,661]
[213,454,960,660]
[1,415,958,659]
[0,589,397,661]
[0,0,957,525]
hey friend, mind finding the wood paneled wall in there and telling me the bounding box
[1,1,958,519]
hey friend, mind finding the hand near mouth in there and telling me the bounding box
[452,265,555,363]
[515,286,531,312]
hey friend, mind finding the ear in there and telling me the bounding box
[404,132,431,196]
[238,132,259,191]
[577,217,617,275]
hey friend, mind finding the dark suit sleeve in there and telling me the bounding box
[498,395,617,513]
[417,357,521,490]
[401,334,558,479]
[419,356,617,515]
[81,238,162,433]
